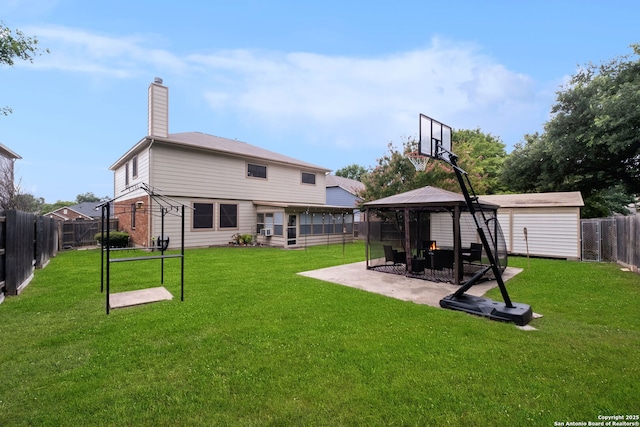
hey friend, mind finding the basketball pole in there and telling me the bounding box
[417,114,532,325]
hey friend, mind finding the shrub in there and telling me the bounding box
[95,231,130,248]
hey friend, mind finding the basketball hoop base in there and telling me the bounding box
[439,294,533,326]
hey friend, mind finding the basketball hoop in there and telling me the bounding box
[406,152,430,172]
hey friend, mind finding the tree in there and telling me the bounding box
[0,158,17,210]
[40,200,75,215]
[451,129,507,195]
[13,193,45,213]
[76,192,105,203]
[335,164,368,181]
[358,130,506,204]
[1,21,49,116]
[501,45,640,217]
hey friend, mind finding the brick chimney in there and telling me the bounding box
[148,77,168,138]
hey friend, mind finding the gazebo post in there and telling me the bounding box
[453,205,461,286]
[404,207,412,273]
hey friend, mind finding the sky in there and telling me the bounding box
[1,0,638,203]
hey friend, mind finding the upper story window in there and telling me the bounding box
[301,172,316,185]
[247,163,267,179]
[132,155,138,178]
[125,162,129,186]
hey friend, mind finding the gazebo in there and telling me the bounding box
[363,186,507,286]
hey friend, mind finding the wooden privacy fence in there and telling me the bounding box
[0,210,58,297]
[581,215,640,272]
[61,219,118,249]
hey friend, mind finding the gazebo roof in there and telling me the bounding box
[363,186,499,210]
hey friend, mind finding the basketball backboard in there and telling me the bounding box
[418,114,452,159]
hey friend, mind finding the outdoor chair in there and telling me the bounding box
[430,249,454,271]
[461,242,483,264]
[383,245,406,265]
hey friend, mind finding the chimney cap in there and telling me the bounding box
[153,77,163,85]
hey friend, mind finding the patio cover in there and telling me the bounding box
[363,186,501,286]
[363,186,499,210]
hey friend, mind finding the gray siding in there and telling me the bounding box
[326,187,360,207]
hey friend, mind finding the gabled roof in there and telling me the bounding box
[110,131,330,173]
[479,192,584,208]
[325,175,365,195]
[70,201,110,218]
[364,186,498,210]
[45,206,92,221]
[0,143,21,160]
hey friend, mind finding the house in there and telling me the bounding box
[108,79,355,249]
[0,143,22,209]
[45,206,94,221]
[479,192,584,260]
[45,201,112,221]
[326,174,364,216]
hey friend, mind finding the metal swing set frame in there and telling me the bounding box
[98,183,191,315]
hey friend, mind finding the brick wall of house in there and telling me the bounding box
[114,195,150,247]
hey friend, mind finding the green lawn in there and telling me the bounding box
[0,242,638,426]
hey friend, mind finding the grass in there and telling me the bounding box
[0,242,638,426]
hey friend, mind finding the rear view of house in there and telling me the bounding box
[109,79,355,249]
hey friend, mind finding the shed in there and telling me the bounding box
[479,192,584,260]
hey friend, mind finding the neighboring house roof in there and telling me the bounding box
[364,186,499,210]
[70,201,109,218]
[325,175,365,195]
[479,192,584,208]
[0,143,21,160]
[45,206,93,221]
[110,131,330,173]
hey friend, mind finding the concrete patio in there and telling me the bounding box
[299,261,523,309]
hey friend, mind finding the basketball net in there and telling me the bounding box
[406,152,430,172]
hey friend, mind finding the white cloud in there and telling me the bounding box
[22,25,188,77]
[16,25,551,151]
[192,37,545,149]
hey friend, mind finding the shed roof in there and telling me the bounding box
[479,192,584,208]
[364,186,498,210]
[111,131,330,173]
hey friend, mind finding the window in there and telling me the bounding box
[300,213,311,235]
[248,163,267,179]
[312,213,323,234]
[345,214,354,233]
[131,203,136,229]
[273,212,283,236]
[301,172,316,185]
[324,214,335,234]
[219,203,238,229]
[193,203,214,229]
[256,213,265,235]
[132,155,138,178]
[125,162,129,186]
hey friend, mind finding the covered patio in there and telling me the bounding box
[363,186,508,287]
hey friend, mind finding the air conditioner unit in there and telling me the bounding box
[260,228,273,237]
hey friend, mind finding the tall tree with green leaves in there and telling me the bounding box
[335,164,368,181]
[359,130,506,204]
[501,44,640,217]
